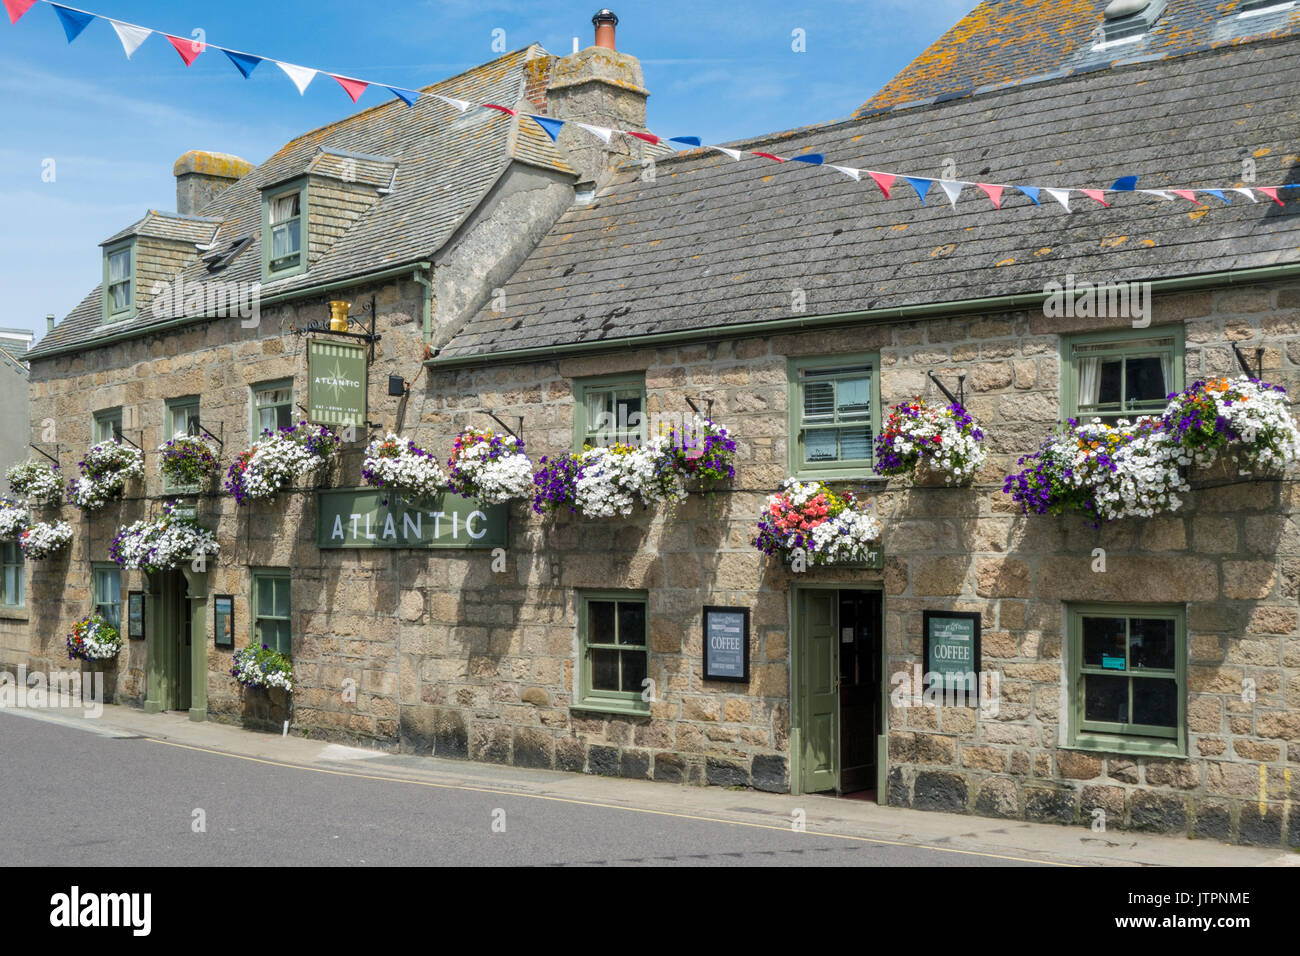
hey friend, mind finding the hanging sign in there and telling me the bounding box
[702,606,750,682]
[922,610,982,700]
[307,339,368,427]
[317,487,507,550]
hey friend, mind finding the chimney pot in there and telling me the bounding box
[45,313,54,332]
[592,9,618,49]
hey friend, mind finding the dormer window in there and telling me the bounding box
[1237,0,1295,17]
[1094,0,1167,49]
[102,240,134,323]
[262,178,308,279]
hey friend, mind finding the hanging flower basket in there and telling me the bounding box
[1163,377,1300,475]
[231,643,294,692]
[67,441,144,511]
[67,612,123,662]
[6,459,63,504]
[158,435,220,487]
[225,421,337,505]
[1005,376,1300,524]
[446,428,533,505]
[0,498,30,541]
[752,478,882,565]
[110,501,219,573]
[874,398,986,486]
[19,520,73,560]
[533,439,685,518]
[664,417,737,491]
[362,432,447,503]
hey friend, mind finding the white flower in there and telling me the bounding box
[363,433,447,501]
[447,430,534,505]
[6,459,63,503]
[112,507,219,573]
[19,520,73,560]
[69,441,144,511]
[573,439,684,518]
[0,500,29,541]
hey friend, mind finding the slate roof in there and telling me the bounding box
[29,45,574,359]
[436,33,1300,361]
[100,210,223,247]
[857,0,1300,115]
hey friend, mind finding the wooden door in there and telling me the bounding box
[798,589,839,793]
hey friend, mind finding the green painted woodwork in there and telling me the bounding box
[251,378,293,436]
[163,396,201,494]
[786,353,881,480]
[575,590,650,717]
[101,239,135,324]
[144,568,203,715]
[1059,325,1184,424]
[572,373,647,452]
[92,407,123,444]
[1,542,22,608]
[796,588,839,793]
[91,563,121,631]
[307,340,368,427]
[252,569,292,657]
[261,176,310,281]
[1066,603,1187,758]
[317,488,507,550]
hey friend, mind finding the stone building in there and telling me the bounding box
[11,2,1300,847]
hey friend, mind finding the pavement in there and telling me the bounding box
[1,702,1295,867]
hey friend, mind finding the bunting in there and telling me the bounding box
[2,0,1295,215]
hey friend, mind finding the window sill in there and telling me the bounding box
[571,700,651,719]
[1063,736,1186,759]
[792,471,887,485]
[0,606,29,622]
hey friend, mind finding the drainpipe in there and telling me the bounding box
[413,266,434,344]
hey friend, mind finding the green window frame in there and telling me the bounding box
[102,240,135,323]
[252,570,292,656]
[575,590,649,716]
[573,374,646,451]
[93,407,123,445]
[787,353,881,478]
[1061,326,1184,425]
[251,379,293,437]
[163,397,202,492]
[1,542,23,609]
[92,563,121,631]
[261,178,308,280]
[1066,604,1187,758]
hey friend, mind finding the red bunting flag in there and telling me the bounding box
[1170,189,1201,204]
[166,34,205,66]
[331,75,368,103]
[868,171,896,199]
[2,0,37,24]
[626,131,661,145]
[1257,186,1283,206]
[482,103,516,115]
[1080,189,1110,208]
[977,183,1003,209]
[751,151,784,162]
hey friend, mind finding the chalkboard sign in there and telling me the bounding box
[126,591,145,641]
[213,595,234,649]
[703,606,750,682]
[922,611,981,700]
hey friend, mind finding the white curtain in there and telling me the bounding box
[1077,357,1101,407]
[270,194,298,225]
[1159,353,1172,397]
[585,393,607,443]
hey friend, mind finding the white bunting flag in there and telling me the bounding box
[709,146,743,161]
[1044,187,1072,212]
[1139,189,1175,201]
[828,165,861,181]
[1231,188,1258,202]
[433,93,472,112]
[574,122,613,143]
[276,61,318,95]
[938,179,964,208]
[108,19,152,59]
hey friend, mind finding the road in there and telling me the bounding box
[0,709,1039,867]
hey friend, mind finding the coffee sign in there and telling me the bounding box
[307,339,368,427]
[922,611,982,699]
[317,488,507,550]
[702,606,750,682]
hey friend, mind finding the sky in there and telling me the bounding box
[0,0,974,345]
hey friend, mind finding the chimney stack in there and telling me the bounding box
[173,151,253,216]
[45,314,54,332]
[546,9,650,186]
[593,9,618,50]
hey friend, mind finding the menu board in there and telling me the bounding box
[922,611,982,700]
[127,591,145,640]
[213,595,235,649]
[703,606,750,682]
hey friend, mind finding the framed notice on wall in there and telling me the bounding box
[126,591,145,640]
[702,606,750,682]
[922,610,981,701]
[213,595,235,649]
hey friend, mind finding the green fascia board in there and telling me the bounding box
[424,263,1300,370]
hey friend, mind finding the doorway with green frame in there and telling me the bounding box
[143,567,207,719]
[791,587,884,797]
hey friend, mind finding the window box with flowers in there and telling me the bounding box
[225,421,337,505]
[110,502,219,573]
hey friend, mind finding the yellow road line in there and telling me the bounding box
[143,737,1074,866]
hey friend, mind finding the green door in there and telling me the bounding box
[798,589,839,793]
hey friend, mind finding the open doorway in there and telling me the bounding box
[793,587,884,798]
